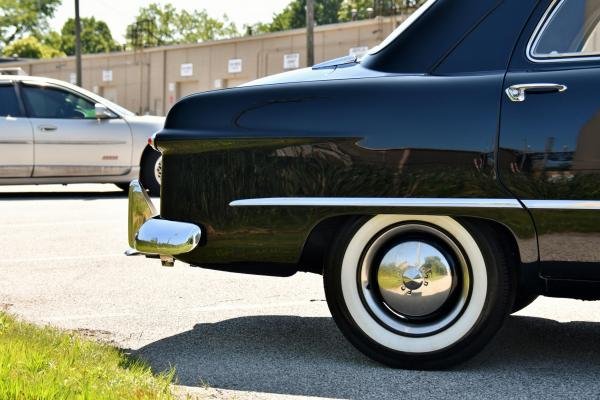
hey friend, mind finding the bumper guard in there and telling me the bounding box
[127,180,201,266]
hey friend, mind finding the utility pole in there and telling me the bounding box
[74,0,82,86]
[306,0,315,67]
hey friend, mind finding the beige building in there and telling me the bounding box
[4,17,403,116]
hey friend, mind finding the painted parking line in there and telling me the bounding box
[39,300,326,323]
[1,219,121,228]
[0,254,123,264]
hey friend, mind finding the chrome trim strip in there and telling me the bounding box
[0,140,33,144]
[0,165,33,178]
[33,165,130,177]
[526,0,600,63]
[523,200,600,210]
[229,198,522,208]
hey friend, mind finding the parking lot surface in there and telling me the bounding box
[1,184,600,399]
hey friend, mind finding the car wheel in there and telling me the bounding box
[140,149,161,197]
[511,291,538,313]
[324,215,514,369]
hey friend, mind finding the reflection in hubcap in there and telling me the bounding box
[376,241,453,318]
[359,223,471,336]
[402,266,424,291]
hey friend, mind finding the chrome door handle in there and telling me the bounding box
[38,125,57,132]
[505,83,567,102]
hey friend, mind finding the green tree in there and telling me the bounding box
[0,0,62,48]
[126,3,238,48]
[267,0,344,32]
[41,30,63,50]
[2,36,64,59]
[338,0,426,22]
[60,17,119,55]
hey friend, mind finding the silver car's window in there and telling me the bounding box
[0,84,22,117]
[22,85,96,119]
[531,0,600,59]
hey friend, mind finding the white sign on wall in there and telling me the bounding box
[283,53,300,70]
[69,72,77,84]
[213,79,224,89]
[349,46,369,59]
[180,63,193,77]
[102,70,113,82]
[168,82,176,92]
[228,58,242,74]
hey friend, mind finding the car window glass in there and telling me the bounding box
[0,84,22,117]
[532,0,600,58]
[21,85,96,119]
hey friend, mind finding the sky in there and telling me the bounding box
[50,0,293,42]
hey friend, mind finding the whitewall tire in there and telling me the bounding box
[324,215,514,369]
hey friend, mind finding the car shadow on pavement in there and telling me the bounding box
[134,314,600,399]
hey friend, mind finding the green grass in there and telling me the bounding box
[0,312,176,400]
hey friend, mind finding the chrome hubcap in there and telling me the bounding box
[154,156,162,184]
[359,223,470,336]
[377,241,453,318]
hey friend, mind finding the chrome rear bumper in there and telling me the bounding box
[127,180,201,265]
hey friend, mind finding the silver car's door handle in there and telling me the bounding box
[38,125,57,132]
[505,83,567,102]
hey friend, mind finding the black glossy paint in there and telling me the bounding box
[158,73,537,270]
[499,0,600,281]
[155,0,600,294]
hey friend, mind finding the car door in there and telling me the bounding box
[19,81,133,177]
[499,0,600,281]
[0,81,33,178]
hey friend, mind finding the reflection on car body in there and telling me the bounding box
[128,0,600,368]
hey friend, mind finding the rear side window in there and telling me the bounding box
[531,0,600,59]
[21,85,96,119]
[0,84,22,117]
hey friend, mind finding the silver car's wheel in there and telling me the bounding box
[324,215,513,369]
[140,149,161,196]
[154,155,162,184]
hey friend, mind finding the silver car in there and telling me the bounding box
[0,75,164,195]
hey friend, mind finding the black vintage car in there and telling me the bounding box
[128,0,600,369]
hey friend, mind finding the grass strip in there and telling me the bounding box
[0,312,175,399]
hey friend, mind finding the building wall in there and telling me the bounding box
[5,17,403,116]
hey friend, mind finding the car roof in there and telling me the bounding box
[0,74,63,84]
[0,74,135,117]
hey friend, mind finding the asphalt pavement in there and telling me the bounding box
[1,184,600,399]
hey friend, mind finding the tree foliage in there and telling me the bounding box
[2,36,64,59]
[262,0,343,32]
[60,17,119,55]
[247,0,424,34]
[126,3,238,48]
[338,0,426,22]
[0,0,62,48]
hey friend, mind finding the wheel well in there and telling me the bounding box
[299,214,532,286]
[459,217,541,294]
[140,145,156,167]
[298,215,365,274]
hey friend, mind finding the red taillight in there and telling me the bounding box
[149,132,159,151]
